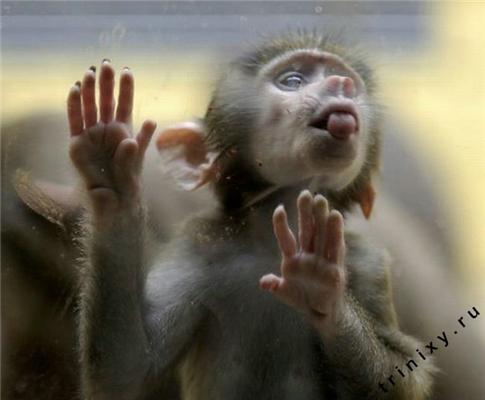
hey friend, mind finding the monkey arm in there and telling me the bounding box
[78,208,208,399]
[78,206,153,399]
[319,278,435,400]
[261,193,435,399]
[69,60,206,399]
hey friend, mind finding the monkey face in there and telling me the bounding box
[250,50,373,191]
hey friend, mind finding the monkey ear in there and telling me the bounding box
[356,181,376,219]
[156,121,219,191]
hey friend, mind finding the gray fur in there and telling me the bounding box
[77,33,434,400]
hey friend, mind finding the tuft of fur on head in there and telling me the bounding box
[204,30,382,214]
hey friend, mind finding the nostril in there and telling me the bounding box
[342,77,356,98]
[324,75,342,95]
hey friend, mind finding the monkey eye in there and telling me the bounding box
[276,72,307,90]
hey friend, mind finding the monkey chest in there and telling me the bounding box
[178,275,328,400]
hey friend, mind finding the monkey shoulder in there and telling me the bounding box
[344,231,396,325]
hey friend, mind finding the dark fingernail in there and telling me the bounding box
[123,66,130,70]
[102,58,111,63]
[89,65,96,72]
[74,81,81,88]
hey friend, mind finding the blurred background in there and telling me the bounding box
[2,1,484,399]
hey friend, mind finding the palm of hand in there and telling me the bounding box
[260,191,347,325]
[67,61,156,216]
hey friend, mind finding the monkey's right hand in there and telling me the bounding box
[67,61,156,221]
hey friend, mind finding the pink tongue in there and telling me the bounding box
[327,112,357,139]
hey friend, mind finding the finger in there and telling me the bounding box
[81,66,97,128]
[259,273,284,293]
[324,210,345,264]
[116,67,134,124]
[114,138,138,172]
[99,59,115,123]
[259,274,296,308]
[113,138,139,193]
[136,119,157,157]
[313,194,329,256]
[67,82,83,136]
[297,190,314,252]
[273,205,297,258]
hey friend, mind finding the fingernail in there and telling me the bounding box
[74,81,81,88]
[89,65,96,72]
[123,66,130,71]
[102,58,111,64]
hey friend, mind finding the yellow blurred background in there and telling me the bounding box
[379,2,485,302]
[2,1,484,301]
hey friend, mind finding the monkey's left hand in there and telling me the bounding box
[260,190,347,330]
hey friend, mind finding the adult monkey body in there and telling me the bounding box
[68,33,434,399]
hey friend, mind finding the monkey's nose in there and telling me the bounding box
[325,76,356,98]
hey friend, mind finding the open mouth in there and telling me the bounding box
[309,102,359,139]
